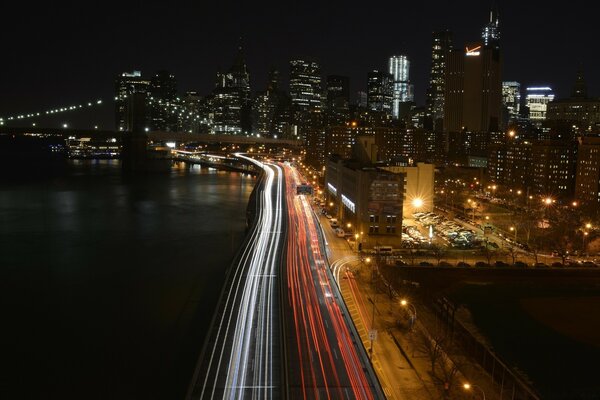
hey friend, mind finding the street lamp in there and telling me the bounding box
[509,226,517,241]
[463,383,486,400]
[400,299,417,330]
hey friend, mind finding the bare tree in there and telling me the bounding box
[410,326,447,373]
[477,245,497,266]
[505,244,518,265]
[430,244,447,266]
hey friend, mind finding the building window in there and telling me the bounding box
[386,226,397,234]
[369,225,379,234]
[386,215,397,223]
[369,215,379,223]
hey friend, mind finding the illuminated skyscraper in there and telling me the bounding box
[114,71,150,132]
[502,81,521,122]
[212,44,252,134]
[482,4,500,49]
[525,87,554,126]
[426,30,453,130]
[289,58,322,123]
[388,55,412,119]
[367,70,393,115]
[149,70,178,131]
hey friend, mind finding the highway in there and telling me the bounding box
[187,155,286,400]
[283,163,384,399]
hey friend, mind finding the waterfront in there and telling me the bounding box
[0,160,256,399]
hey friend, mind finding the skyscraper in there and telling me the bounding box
[212,45,252,134]
[325,75,350,125]
[289,58,322,124]
[426,30,453,130]
[114,71,150,132]
[502,81,521,122]
[525,87,554,126]
[389,55,412,119]
[149,70,178,131]
[482,4,500,49]
[444,43,502,135]
[367,70,393,115]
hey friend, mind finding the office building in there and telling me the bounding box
[212,45,252,135]
[367,70,393,115]
[253,68,291,137]
[481,5,500,49]
[525,87,554,126]
[114,71,151,132]
[426,30,453,131]
[502,81,521,122]
[325,75,350,125]
[547,70,600,134]
[289,59,322,122]
[389,55,413,119]
[381,162,435,216]
[444,42,502,135]
[325,137,405,245]
[149,70,178,131]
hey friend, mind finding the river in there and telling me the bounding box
[0,160,256,399]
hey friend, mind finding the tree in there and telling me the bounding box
[411,325,447,373]
[505,244,518,265]
[429,244,447,266]
[478,245,498,265]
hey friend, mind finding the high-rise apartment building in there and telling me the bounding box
[389,55,413,119]
[426,30,453,130]
[525,87,554,126]
[575,137,600,211]
[367,70,393,115]
[114,71,151,132]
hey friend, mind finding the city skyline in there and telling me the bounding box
[1,0,599,128]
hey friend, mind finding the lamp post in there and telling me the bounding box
[354,233,360,253]
[400,299,417,330]
[463,383,486,400]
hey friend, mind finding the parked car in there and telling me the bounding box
[514,261,528,268]
[438,261,453,268]
[534,263,549,268]
[456,262,471,268]
[419,261,434,267]
[475,261,489,268]
[551,262,564,268]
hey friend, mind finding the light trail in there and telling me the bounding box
[191,154,285,400]
[283,163,381,399]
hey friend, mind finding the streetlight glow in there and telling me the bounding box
[412,198,424,208]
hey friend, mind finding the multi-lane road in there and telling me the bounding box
[187,155,285,399]
[283,163,383,399]
[187,158,383,400]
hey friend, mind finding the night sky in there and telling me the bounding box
[1,0,599,129]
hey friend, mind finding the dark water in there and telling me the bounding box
[0,160,256,399]
[452,284,600,400]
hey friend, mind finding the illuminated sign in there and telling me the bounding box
[327,183,337,195]
[465,45,481,56]
[341,194,356,214]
